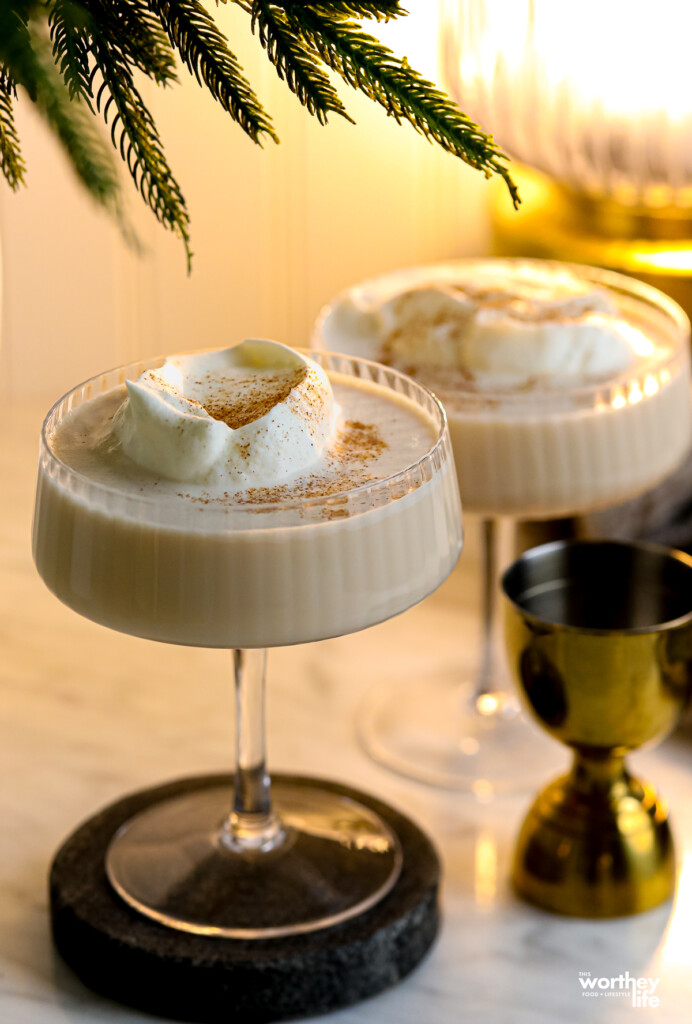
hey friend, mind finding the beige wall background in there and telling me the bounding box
[0,1,491,401]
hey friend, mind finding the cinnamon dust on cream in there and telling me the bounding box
[179,417,391,508]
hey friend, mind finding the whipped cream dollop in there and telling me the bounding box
[112,340,339,485]
[325,262,656,386]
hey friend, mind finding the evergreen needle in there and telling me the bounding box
[0,0,519,268]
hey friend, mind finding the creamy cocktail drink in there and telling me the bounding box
[316,260,692,518]
[34,340,461,648]
[33,340,462,940]
[314,260,692,792]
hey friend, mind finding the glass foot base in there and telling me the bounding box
[358,676,567,796]
[106,778,402,939]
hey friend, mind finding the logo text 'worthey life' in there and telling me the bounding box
[578,972,660,1008]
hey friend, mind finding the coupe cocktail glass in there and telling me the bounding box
[33,350,462,937]
[314,260,692,794]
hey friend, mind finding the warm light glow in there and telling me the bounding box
[612,394,626,410]
[371,0,440,81]
[459,736,480,756]
[476,693,499,716]
[442,0,692,203]
[523,2,690,121]
[156,362,184,392]
[474,831,498,906]
[630,250,692,272]
[352,836,392,854]
[472,779,494,802]
[644,375,659,396]
[628,385,643,404]
[615,321,656,359]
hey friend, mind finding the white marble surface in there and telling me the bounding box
[3,402,692,1024]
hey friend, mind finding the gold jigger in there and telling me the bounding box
[502,540,692,918]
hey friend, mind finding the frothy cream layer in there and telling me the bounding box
[316,260,692,518]
[113,340,338,487]
[55,376,437,518]
[324,262,663,390]
[34,349,462,647]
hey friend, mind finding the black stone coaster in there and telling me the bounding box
[50,774,440,1023]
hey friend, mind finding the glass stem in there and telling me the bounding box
[473,518,516,711]
[222,648,284,852]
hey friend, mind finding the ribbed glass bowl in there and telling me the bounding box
[33,349,462,647]
[441,0,692,207]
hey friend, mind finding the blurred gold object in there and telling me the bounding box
[502,540,692,918]
[492,166,692,322]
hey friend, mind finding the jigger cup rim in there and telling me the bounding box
[502,537,692,637]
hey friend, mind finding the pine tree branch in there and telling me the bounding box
[232,1,406,20]
[85,0,178,86]
[304,3,406,21]
[148,0,278,143]
[0,1,519,268]
[48,0,94,104]
[47,0,189,257]
[90,33,192,267]
[249,0,353,125]
[0,6,121,210]
[0,70,26,189]
[34,35,121,210]
[49,1,177,111]
[0,1,41,103]
[282,4,520,207]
